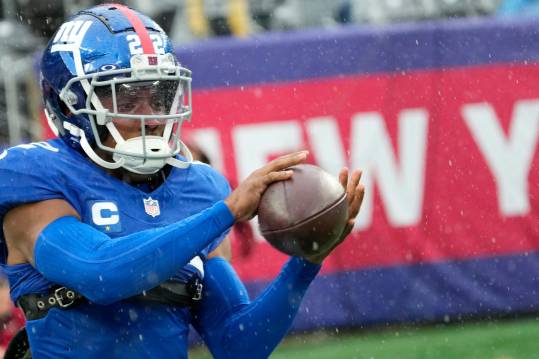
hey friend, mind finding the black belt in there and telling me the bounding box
[17,287,84,320]
[17,277,204,321]
[135,277,203,306]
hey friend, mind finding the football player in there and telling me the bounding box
[0,4,364,358]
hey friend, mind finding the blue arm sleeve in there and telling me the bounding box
[34,201,234,305]
[192,256,321,359]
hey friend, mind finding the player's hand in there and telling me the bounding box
[224,151,309,222]
[304,168,365,264]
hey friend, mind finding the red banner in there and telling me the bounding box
[185,63,539,282]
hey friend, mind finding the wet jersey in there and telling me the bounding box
[0,138,231,358]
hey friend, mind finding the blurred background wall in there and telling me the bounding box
[0,0,514,146]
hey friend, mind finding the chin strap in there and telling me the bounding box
[63,121,125,170]
[165,140,193,169]
[80,129,126,170]
[63,121,192,173]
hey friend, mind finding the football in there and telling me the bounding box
[258,164,349,257]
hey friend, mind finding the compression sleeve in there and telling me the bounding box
[192,256,321,359]
[34,201,234,305]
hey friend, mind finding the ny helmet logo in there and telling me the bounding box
[51,20,92,52]
[143,197,160,217]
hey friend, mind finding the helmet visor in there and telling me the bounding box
[92,79,183,117]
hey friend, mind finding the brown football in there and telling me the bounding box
[258,164,348,257]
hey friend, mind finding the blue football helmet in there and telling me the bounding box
[40,4,193,174]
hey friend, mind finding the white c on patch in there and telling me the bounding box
[91,202,120,226]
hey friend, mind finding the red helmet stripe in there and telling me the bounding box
[114,4,155,54]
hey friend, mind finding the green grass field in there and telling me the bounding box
[189,317,539,359]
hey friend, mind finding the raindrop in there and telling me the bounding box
[129,309,139,322]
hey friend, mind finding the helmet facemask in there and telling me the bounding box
[59,53,193,174]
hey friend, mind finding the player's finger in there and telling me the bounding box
[348,183,365,218]
[265,151,308,173]
[339,167,348,190]
[347,170,362,205]
[262,169,294,185]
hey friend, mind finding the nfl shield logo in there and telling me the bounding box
[143,197,160,217]
[148,56,158,65]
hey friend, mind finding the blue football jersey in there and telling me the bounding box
[0,139,232,357]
